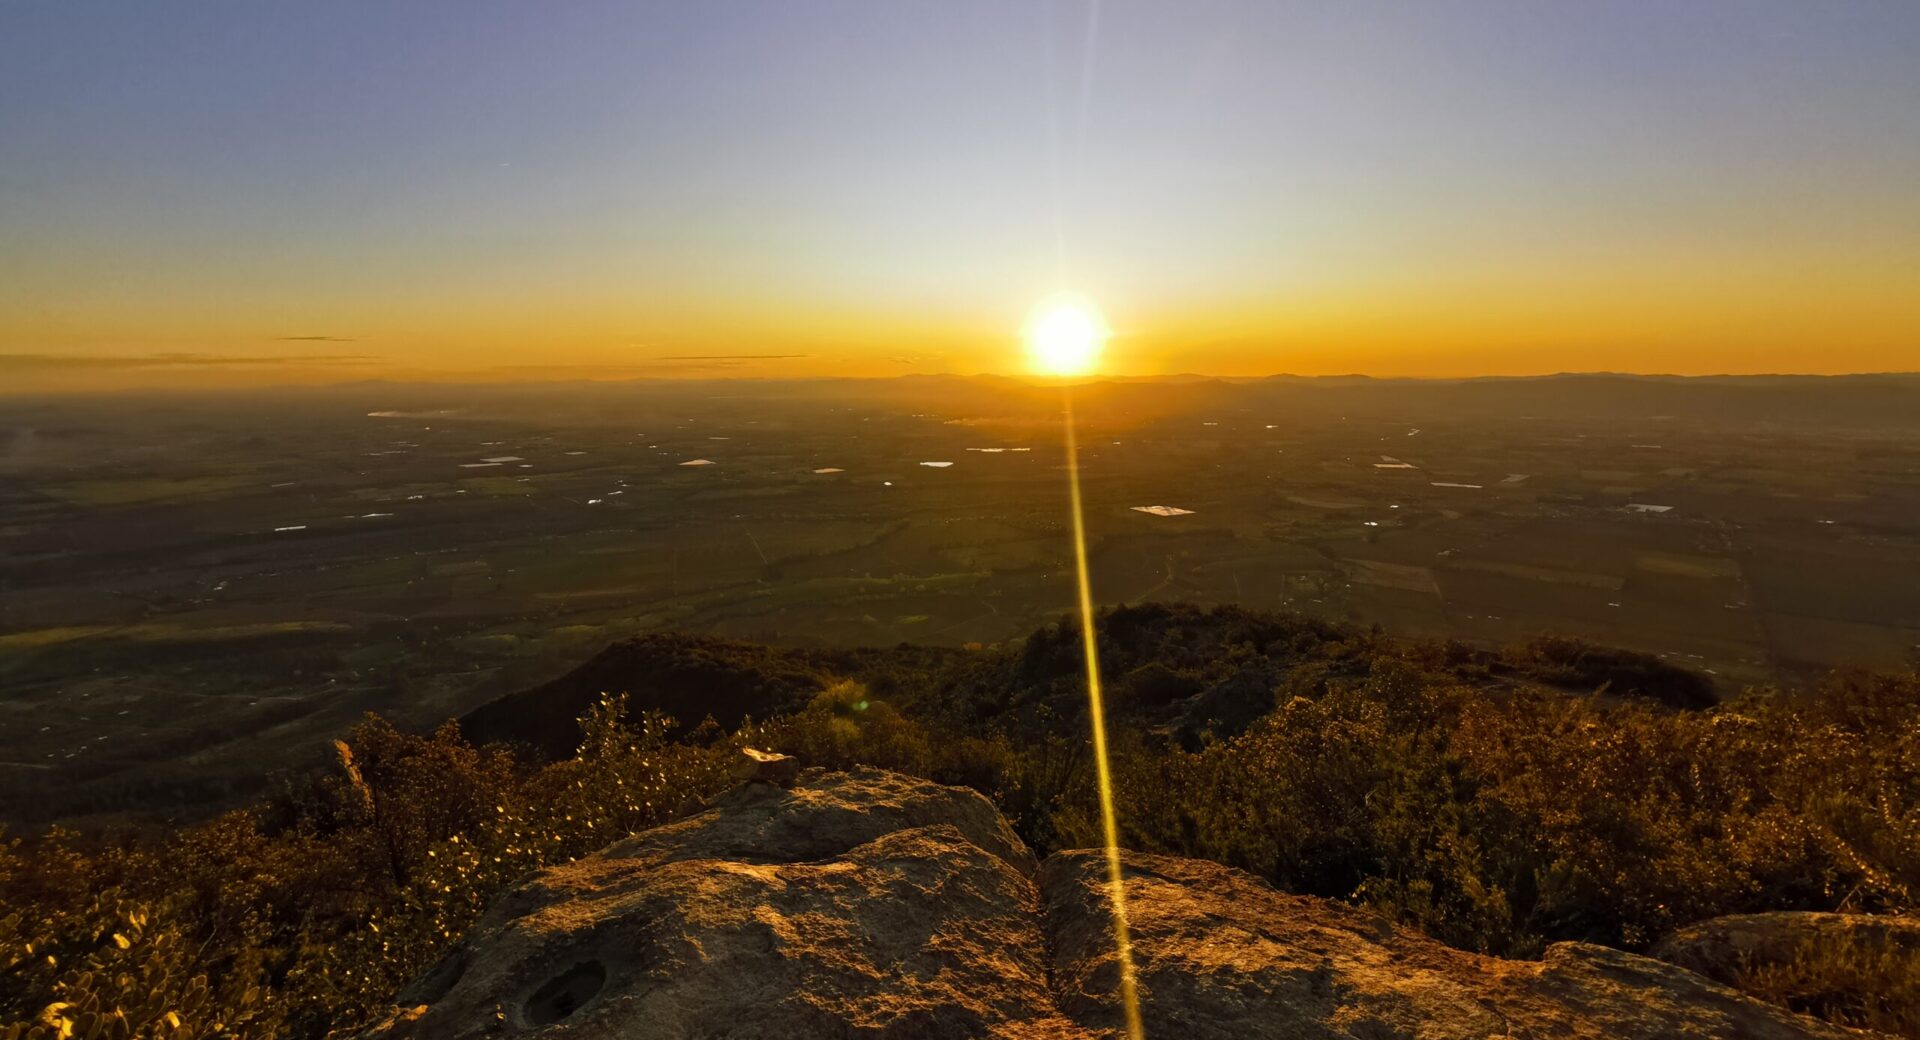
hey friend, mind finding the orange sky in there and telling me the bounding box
[3,3,1917,392]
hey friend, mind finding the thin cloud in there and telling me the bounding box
[653,353,812,361]
[0,353,376,370]
[276,335,357,342]
[481,358,781,378]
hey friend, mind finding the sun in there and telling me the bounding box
[1024,295,1109,377]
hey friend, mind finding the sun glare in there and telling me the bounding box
[1025,296,1109,377]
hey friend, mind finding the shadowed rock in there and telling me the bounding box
[729,746,802,786]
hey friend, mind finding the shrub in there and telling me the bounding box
[2,618,1915,1038]
[1737,937,1920,1035]
[1505,635,1717,708]
[1,699,742,1039]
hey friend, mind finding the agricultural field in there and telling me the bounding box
[3,373,1919,821]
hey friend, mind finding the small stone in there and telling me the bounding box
[729,747,801,786]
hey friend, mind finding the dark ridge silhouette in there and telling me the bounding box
[459,632,832,759]
[458,602,1722,766]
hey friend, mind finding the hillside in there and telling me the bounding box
[459,603,1719,763]
[349,767,1865,1039]
[3,604,1915,1037]
[459,632,839,760]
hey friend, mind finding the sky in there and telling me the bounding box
[2,1,1918,391]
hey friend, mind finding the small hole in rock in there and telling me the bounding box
[526,961,607,1025]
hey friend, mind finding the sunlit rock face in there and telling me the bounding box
[353,768,1065,1039]
[357,769,1853,1040]
[1044,853,1859,1040]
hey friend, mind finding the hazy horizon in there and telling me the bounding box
[10,363,1920,398]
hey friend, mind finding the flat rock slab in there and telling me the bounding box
[356,768,1857,1040]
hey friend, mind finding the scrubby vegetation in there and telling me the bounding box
[1738,935,1920,1036]
[4,605,1916,1038]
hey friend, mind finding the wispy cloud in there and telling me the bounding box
[653,353,812,361]
[480,357,793,378]
[0,353,376,371]
[275,335,358,343]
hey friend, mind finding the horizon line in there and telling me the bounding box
[6,367,1920,399]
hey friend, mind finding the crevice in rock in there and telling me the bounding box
[525,960,607,1025]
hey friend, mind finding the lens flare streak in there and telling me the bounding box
[1061,388,1146,1039]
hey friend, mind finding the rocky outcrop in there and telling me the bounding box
[1653,910,1920,991]
[729,746,803,785]
[356,768,1858,1039]
[354,769,1064,1039]
[1045,852,1860,1040]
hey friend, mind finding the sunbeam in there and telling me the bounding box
[1061,386,1146,1039]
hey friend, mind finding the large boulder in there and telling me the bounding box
[352,768,1068,1039]
[1045,852,1861,1040]
[356,768,1858,1039]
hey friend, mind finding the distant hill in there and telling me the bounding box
[459,632,835,759]
[286,370,1920,435]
